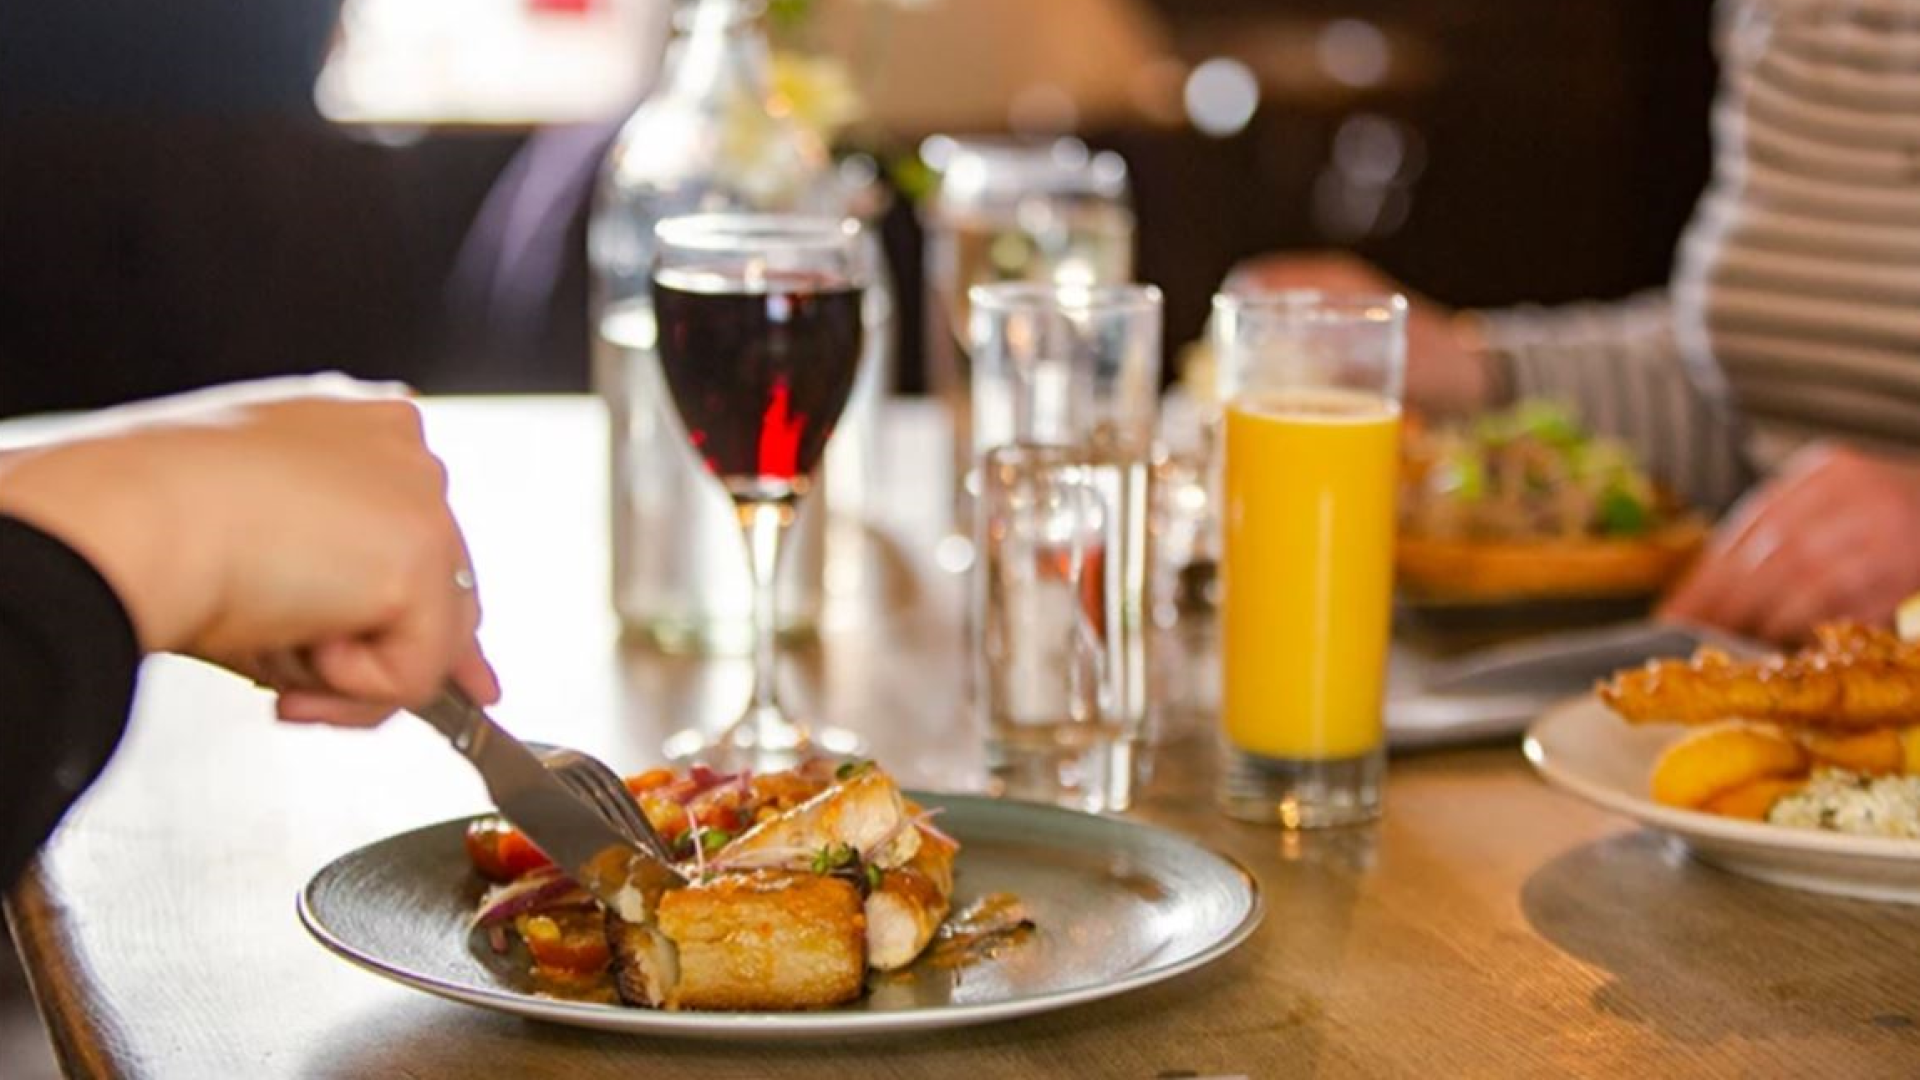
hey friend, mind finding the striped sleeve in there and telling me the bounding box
[1671,0,1920,469]
[1475,293,1753,512]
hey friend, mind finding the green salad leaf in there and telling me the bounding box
[1473,399,1582,449]
[1433,451,1487,502]
[1597,486,1651,537]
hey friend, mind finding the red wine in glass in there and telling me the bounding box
[652,270,865,504]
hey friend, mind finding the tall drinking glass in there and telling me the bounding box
[977,443,1151,812]
[1213,292,1405,827]
[968,282,1162,461]
[650,214,869,764]
[923,138,1134,568]
[967,283,1161,808]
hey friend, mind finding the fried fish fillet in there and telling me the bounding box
[1600,623,1920,729]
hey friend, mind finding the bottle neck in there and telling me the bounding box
[661,0,772,100]
[671,0,767,31]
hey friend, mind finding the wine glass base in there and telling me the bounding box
[663,709,868,770]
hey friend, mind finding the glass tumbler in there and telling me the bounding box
[1213,291,1406,828]
[976,443,1152,812]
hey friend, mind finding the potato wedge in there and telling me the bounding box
[1650,722,1808,809]
[1700,776,1806,821]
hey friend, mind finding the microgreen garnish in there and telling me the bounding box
[675,825,734,861]
[864,863,883,891]
[834,759,874,781]
[810,842,857,874]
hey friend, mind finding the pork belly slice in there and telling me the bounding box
[608,870,866,1011]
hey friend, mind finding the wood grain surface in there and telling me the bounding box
[9,398,1920,1079]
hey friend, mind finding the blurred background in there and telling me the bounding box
[0,0,1711,412]
[0,4,1715,1071]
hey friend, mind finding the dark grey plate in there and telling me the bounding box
[298,794,1262,1039]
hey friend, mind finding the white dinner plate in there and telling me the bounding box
[298,794,1262,1039]
[1525,697,1920,904]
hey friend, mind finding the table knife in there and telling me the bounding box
[1420,619,1766,697]
[412,685,684,921]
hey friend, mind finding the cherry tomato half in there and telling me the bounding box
[691,801,744,836]
[464,817,552,882]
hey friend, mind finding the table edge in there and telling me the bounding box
[8,860,135,1080]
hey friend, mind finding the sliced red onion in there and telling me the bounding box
[683,773,753,819]
[471,868,592,928]
[860,806,958,866]
[914,808,959,850]
[713,771,755,802]
[655,764,748,808]
[687,765,747,800]
[487,925,510,954]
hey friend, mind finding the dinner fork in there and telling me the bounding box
[403,676,677,864]
[533,744,678,865]
[411,684,686,912]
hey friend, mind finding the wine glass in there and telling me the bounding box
[650,213,870,764]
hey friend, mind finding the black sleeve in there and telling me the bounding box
[0,515,140,891]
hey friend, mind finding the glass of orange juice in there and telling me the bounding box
[1213,291,1405,827]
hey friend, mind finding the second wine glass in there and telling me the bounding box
[651,213,870,765]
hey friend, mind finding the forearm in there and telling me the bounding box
[1470,292,1753,512]
[0,431,218,655]
[0,516,140,891]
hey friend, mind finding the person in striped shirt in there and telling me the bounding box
[1238,0,1920,645]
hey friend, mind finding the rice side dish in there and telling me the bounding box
[1768,770,1920,839]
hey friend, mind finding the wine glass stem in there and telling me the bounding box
[739,499,790,726]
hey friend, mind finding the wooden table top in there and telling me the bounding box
[11,396,1920,1078]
